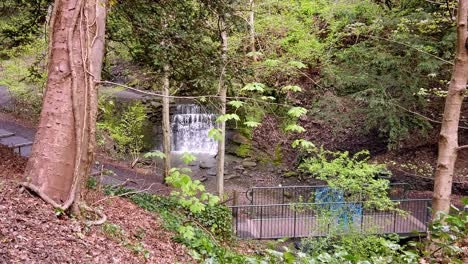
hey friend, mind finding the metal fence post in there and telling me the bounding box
[259,206,263,239]
[281,189,285,216]
[360,203,364,233]
[293,209,297,238]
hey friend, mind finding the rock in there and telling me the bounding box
[207,170,217,176]
[233,165,244,171]
[283,171,298,178]
[199,161,214,169]
[242,161,257,168]
[225,144,238,155]
[225,174,240,180]
[200,177,208,182]
[150,101,162,108]
[231,132,250,145]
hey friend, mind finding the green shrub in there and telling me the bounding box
[189,205,233,241]
[301,233,404,261]
[414,198,468,263]
[97,100,148,159]
[296,143,395,210]
[235,144,251,158]
[0,38,46,119]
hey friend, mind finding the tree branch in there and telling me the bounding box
[80,203,107,226]
[391,103,468,130]
[458,145,468,150]
[92,183,156,206]
[98,80,293,107]
[365,35,454,65]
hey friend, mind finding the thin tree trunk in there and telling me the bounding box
[432,0,468,216]
[249,0,257,61]
[23,0,107,212]
[162,64,172,183]
[216,16,228,198]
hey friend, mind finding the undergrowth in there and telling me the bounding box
[105,187,249,263]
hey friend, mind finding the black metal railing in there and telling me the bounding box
[244,183,411,206]
[229,199,431,239]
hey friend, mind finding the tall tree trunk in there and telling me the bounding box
[23,0,107,212]
[216,16,228,198]
[249,0,257,62]
[432,0,468,216]
[162,64,172,183]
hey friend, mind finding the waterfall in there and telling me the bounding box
[171,104,218,154]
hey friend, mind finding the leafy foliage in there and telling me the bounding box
[297,145,395,210]
[97,100,149,158]
[241,82,266,93]
[227,100,244,109]
[143,150,165,159]
[216,113,240,123]
[287,107,308,118]
[0,38,46,119]
[285,124,305,133]
[208,128,223,141]
[0,0,52,49]
[414,199,468,263]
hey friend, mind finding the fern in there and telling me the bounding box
[241,82,266,93]
[287,107,308,118]
[285,124,305,133]
[282,85,302,92]
[227,100,244,109]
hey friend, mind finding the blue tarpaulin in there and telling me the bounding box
[315,187,362,228]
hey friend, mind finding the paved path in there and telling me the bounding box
[234,212,428,239]
[0,126,33,156]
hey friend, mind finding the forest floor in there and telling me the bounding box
[0,144,192,263]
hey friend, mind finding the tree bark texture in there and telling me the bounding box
[162,64,172,182]
[249,0,257,61]
[432,0,468,216]
[216,17,228,198]
[23,0,107,208]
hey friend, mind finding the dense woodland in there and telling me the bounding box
[0,0,467,263]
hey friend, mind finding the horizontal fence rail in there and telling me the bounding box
[229,199,431,239]
[245,183,411,206]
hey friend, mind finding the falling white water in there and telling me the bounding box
[171,104,218,154]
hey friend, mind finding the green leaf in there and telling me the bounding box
[461,197,468,206]
[260,96,276,101]
[285,124,305,133]
[263,59,281,67]
[292,139,315,149]
[216,113,240,123]
[288,60,307,69]
[287,107,308,118]
[228,100,244,109]
[181,152,197,165]
[244,121,261,128]
[178,225,195,240]
[246,51,263,58]
[283,251,295,263]
[282,85,302,92]
[208,195,220,206]
[143,150,165,159]
[241,82,266,93]
[208,128,223,141]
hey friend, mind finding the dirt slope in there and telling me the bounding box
[0,145,191,263]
